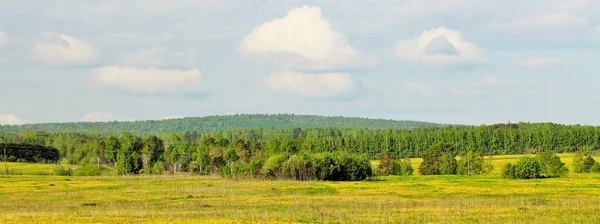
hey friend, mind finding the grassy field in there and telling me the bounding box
[1,154,599,223]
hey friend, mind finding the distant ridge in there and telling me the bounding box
[0,114,444,134]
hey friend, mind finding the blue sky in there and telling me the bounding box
[1,0,600,125]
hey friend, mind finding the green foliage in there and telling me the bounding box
[501,163,515,179]
[0,114,442,134]
[393,157,413,176]
[223,148,240,164]
[419,143,456,175]
[503,157,541,179]
[439,152,458,175]
[536,151,568,177]
[457,151,493,175]
[0,143,59,163]
[53,165,73,176]
[591,162,600,173]
[376,151,396,176]
[74,164,101,176]
[261,153,289,179]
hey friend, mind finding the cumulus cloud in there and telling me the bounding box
[519,58,559,68]
[92,66,203,94]
[403,81,435,96]
[0,32,8,49]
[32,32,99,66]
[80,111,114,122]
[394,27,485,66]
[450,87,483,96]
[263,71,359,100]
[120,48,196,68]
[490,13,589,31]
[0,113,26,125]
[240,6,363,69]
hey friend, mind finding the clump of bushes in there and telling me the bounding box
[573,151,600,173]
[502,151,568,179]
[418,143,492,175]
[418,143,458,175]
[457,151,494,175]
[221,151,372,181]
[376,151,413,176]
[53,165,74,176]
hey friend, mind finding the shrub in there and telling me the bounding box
[501,163,516,179]
[150,161,164,174]
[282,153,315,180]
[591,162,600,173]
[74,164,101,176]
[535,151,568,177]
[439,152,458,175]
[573,151,593,173]
[457,151,493,175]
[513,157,541,179]
[53,165,73,176]
[377,151,396,176]
[582,156,596,173]
[419,143,456,175]
[261,153,289,179]
[393,157,413,176]
[247,160,263,178]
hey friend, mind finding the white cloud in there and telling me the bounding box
[394,27,486,66]
[120,48,196,68]
[160,115,183,120]
[474,76,501,87]
[0,113,26,125]
[519,58,559,68]
[0,32,8,49]
[92,66,203,94]
[32,32,99,66]
[450,87,483,96]
[80,112,114,122]
[403,81,435,96]
[240,6,362,69]
[264,71,359,100]
[490,13,589,30]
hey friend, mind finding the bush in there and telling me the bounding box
[504,157,541,179]
[150,161,165,174]
[53,165,73,176]
[257,152,372,181]
[419,143,456,175]
[377,151,396,176]
[591,162,600,173]
[261,153,289,179]
[573,151,594,173]
[582,156,596,173]
[535,151,568,177]
[393,157,413,176]
[457,151,493,175]
[439,152,458,175]
[74,164,101,176]
[501,163,516,179]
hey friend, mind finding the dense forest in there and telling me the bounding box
[1,122,599,177]
[0,114,443,134]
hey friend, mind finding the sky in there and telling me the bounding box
[1,0,600,126]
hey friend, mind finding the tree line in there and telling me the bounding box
[0,122,599,178]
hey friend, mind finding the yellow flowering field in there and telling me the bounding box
[0,154,599,223]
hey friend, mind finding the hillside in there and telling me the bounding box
[0,114,443,134]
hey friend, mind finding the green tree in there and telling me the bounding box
[535,150,568,177]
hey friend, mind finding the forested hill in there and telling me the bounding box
[0,114,444,134]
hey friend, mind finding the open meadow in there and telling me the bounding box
[1,153,599,223]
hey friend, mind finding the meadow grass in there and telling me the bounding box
[0,154,599,223]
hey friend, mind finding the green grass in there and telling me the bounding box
[0,154,599,223]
